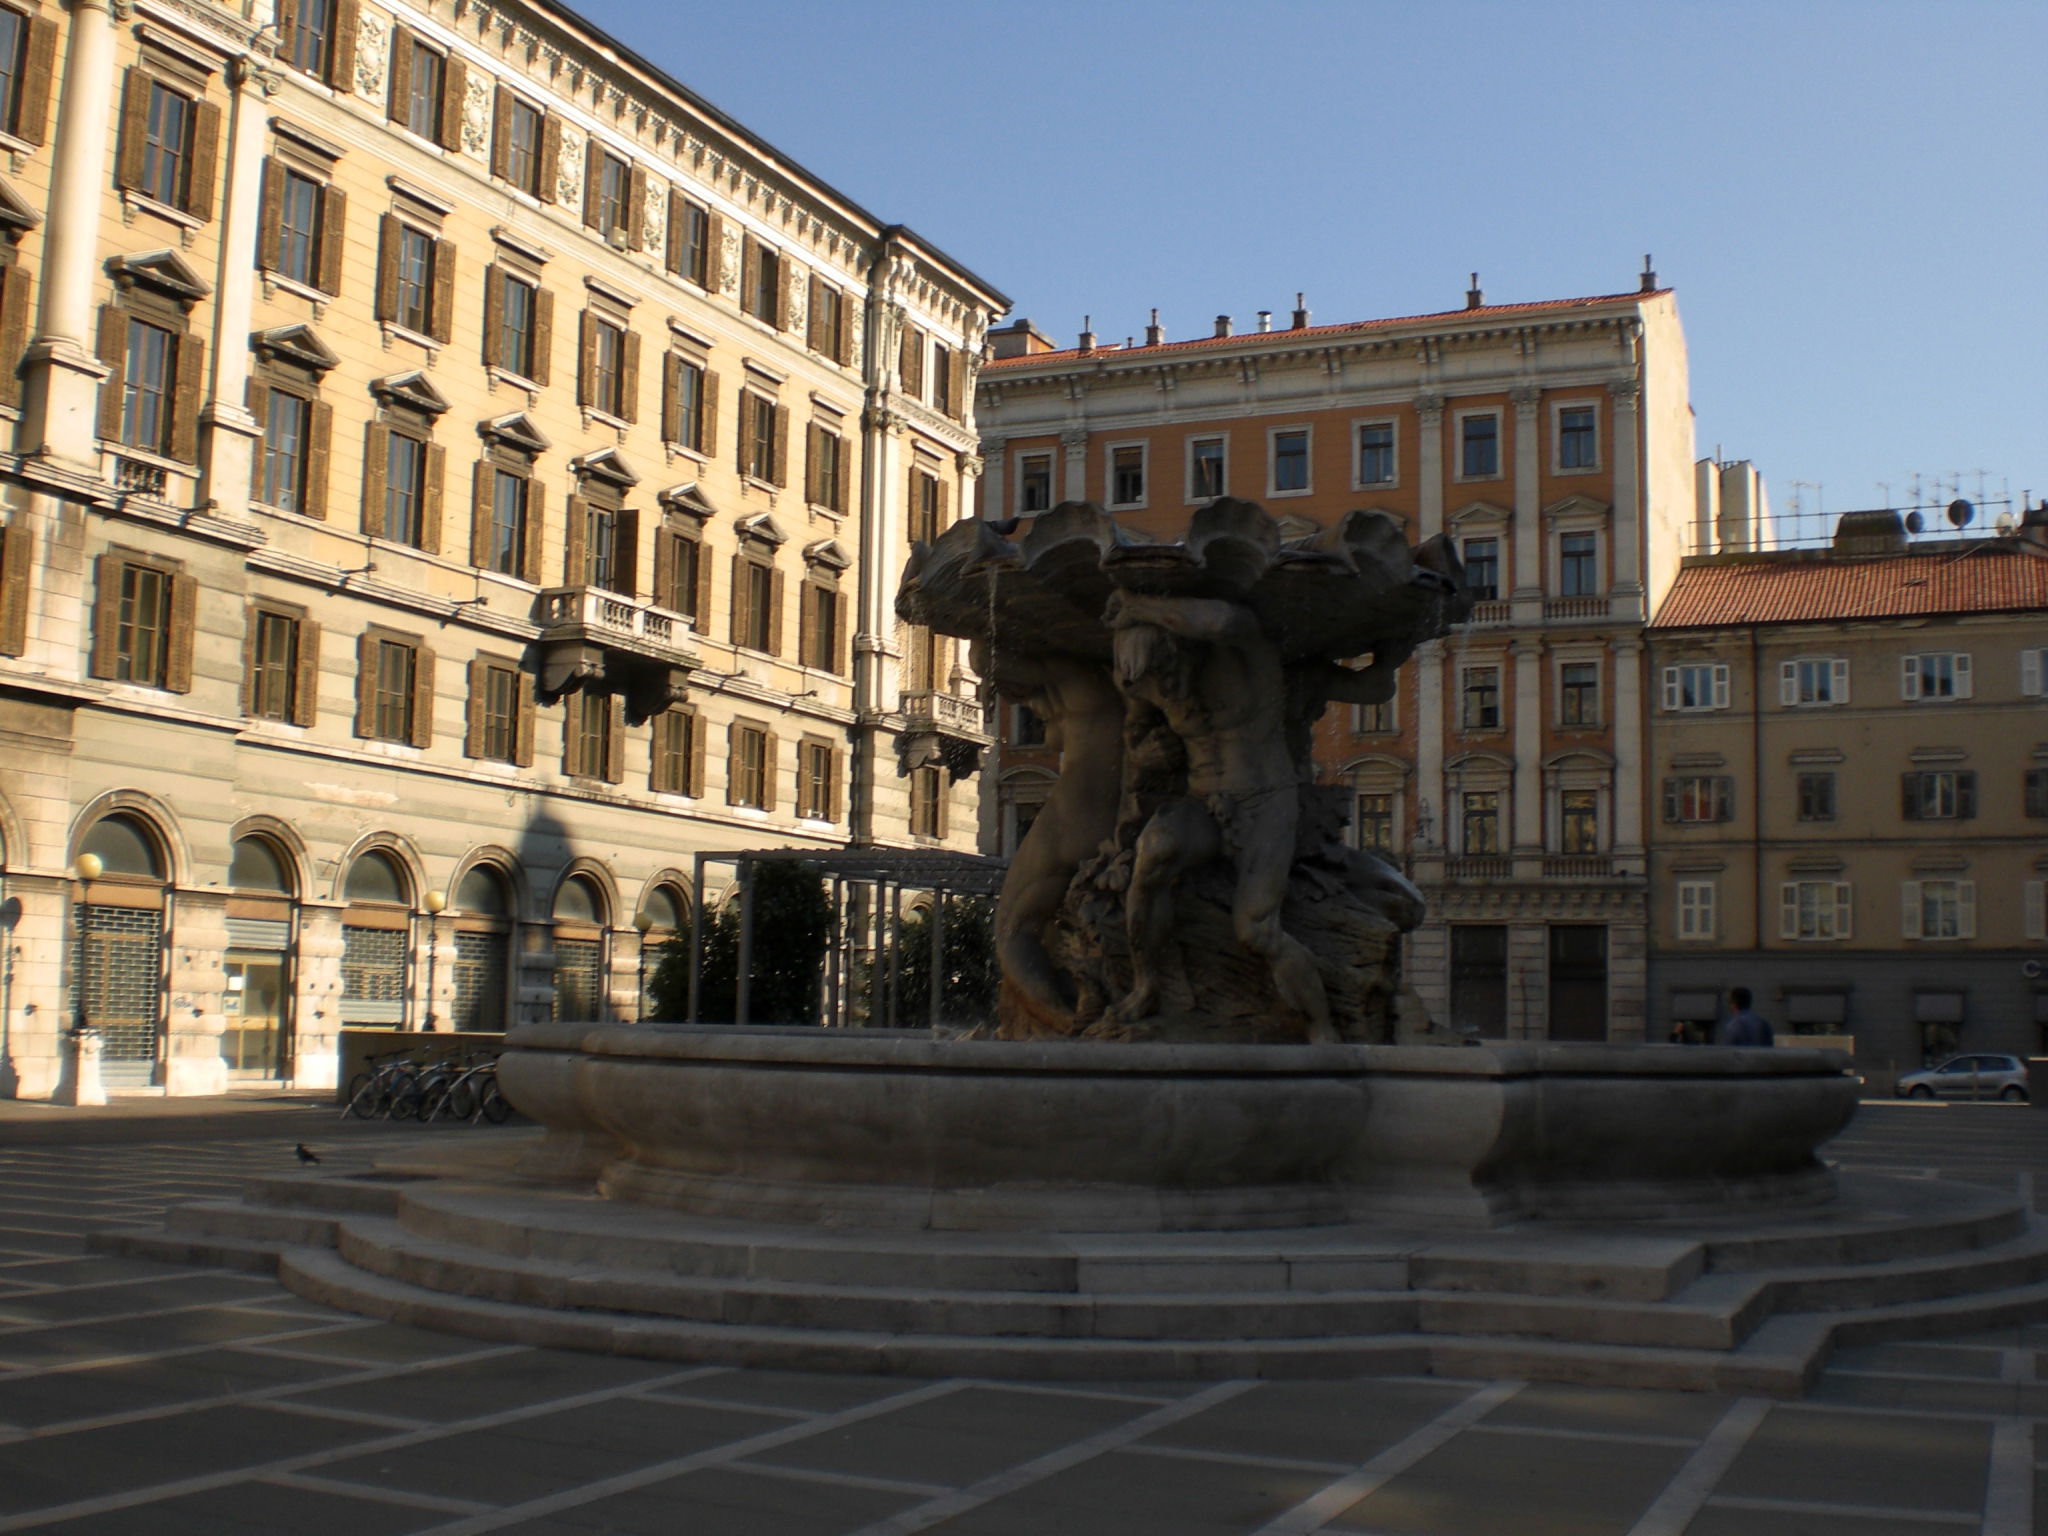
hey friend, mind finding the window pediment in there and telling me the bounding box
[107,249,211,308]
[1543,494,1612,527]
[1448,500,1511,529]
[658,482,716,521]
[802,537,851,571]
[737,512,788,547]
[0,175,39,240]
[480,413,550,454]
[571,446,640,488]
[252,324,340,374]
[370,371,451,416]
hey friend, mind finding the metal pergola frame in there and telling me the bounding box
[686,847,1006,1029]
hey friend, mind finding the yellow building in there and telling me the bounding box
[1646,510,2048,1068]
[0,0,1005,1095]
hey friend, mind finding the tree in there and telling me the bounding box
[646,860,833,1024]
[892,895,998,1029]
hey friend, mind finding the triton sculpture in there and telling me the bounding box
[898,498,1471,1044]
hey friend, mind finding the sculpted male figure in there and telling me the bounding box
[1104,590,1338,1043]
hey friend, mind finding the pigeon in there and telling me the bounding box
[294,1144,321,1165]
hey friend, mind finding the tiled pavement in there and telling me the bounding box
[0,1103,2043,1533]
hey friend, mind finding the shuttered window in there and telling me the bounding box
[119,319,173,454]
[651,709,699,795]
[90,553,195,693]
[0,7,55,144]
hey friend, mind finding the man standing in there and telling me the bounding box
[1716,987,1775,1047]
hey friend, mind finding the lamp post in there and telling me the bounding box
[422,889,446,1031]
[57,854,106,1106]
[632,912,655,1021]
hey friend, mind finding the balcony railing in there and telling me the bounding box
[537,585,692,651]
[1543,594,1611,621]
[900,689,989,741]
[1443,856,1512,881]
[1542,855,1615,880]
[113,457,170,499]
[1466,600,1513,626]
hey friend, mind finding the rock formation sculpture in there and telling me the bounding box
[897,498,1470,1044]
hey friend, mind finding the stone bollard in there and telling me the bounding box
[51,1025,107,1107]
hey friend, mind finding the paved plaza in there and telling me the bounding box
[0,1098,2044,1534]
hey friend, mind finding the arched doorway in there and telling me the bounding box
[75,813,169,1086]
[635,882,688,1020]
[551,873,607,1022]
[451,864,513,1032]
[224,834,296,1078]
[340,848,413,1028]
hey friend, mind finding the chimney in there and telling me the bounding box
[1640,254,1658,292]
[1256,310,1273,333]
[1213,314,1232,338]
[1291,293,1310,329]
[1144,308,1164,347]
[1077,314,1095,354]
[1465,273,1484,310]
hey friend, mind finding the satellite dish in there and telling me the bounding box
[1905,510,1925,534]
[1947,497,1974,528]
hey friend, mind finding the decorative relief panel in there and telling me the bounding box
[784,264,806,338]
[641,176,667,254]
[461,74,492,157]
[554,123,586,209]
[718,225,742,300]
[353,8,389,102]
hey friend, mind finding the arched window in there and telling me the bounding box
[451,864,513,1032]
[344,849,409,905]
[553,874,603,924]
[641,884,686,934]
[340,849,410,1027]
[228,836,293,894]
[551,873,607,1022]
[455,865,509,917]
[81,814,163,879]
[224,835,295,1077]
[75,812,168,1082]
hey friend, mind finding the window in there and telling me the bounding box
[119,318,174,454]
[1356,422,1395,486]
[1903,879,1975,941]
[898,325,924,397]
[273,169,322,286]
[364,635,419,743]
[1461,792,1501,854]
[1354,792,1394,853]
[592,150,630,240]
[247,608,302,722]
[486,267,546,382]
[807,424,845,512]
[1462,538,1499,602]
[1461,666,1501,729]
[375,215,453,343]
[142,81,193,206]
[1109,445,1145,506]
[572,496,619,591]
[1189,437,1226,501]
[1779,656,1849,707]
[1661,663,1729,712]
[665,357,708,452]
[809,283,845,361]
[746,240,781,325]
[400,37,444,141]
[1558,405,1597,469]
[283,0,334,79]
[1559,662,1599,726]
[1559,790,1599,853]
[1901,770,1975,821]
[740,390,781,483]
[2026,768,2048,820]
[1460,413,1499,477]
[656,525,703,619]
[1780,880,1852,941]
[382,430,429,547]
[2023,647,2048,698]
[564,690,617,780]
[800,577,841,672]
[1901,652,1972,701]
[259,388,310,513]
[1019,453,1053,513]
[586,314,628,418]
[651,709,698,795]
[930,344,954,417]
[116,69,218,217]
[910,765,944,839]
[1353,698,1395,734]
[729,723,769,808]
[739,560,774,651]
[481,469,528,577]
[1271,429,1309,493]
[472,660,521,763]
[500,95,544,196]
[91,553,192,692]
[396,224,434,334]
[797,739,836,821]
[672,197,710,286]
[1559,532,1598,596]
[910,468,943,545]
[116,562,171,685]
[1677,880,1716,940]
[1011,703,1046,747]
[1663,775,1733,823]
[1796,771,1837,822]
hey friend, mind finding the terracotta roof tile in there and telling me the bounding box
[983,291,1669,370]
[1651,548,2048,629]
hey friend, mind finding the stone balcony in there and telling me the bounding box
[1542,594,1612,622]
[1442,855,1513,882]
[898,688,991,779]
[535,585,701,723]
[1542,854,1616,880]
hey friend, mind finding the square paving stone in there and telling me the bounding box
[673,1368,933,1416]
[920,1446,1327,1536]
[1332,1424,1692,1536]
[313,1397,795,1507]
[1142,1379,1479,1468]
[23,1480,446,1536]
[0,1273,280,1324]
[0,1402,390,1517]
[1685,1506,1967,1536]
[0,1307,327,1368]
[1808,1372,2027,1416]
[1478,1381,1733,1440]
[281,1347,676,1422]
[0,1347,365,1429]
[0,1256,207,1288]
[742,1385,1148,1490]
[1716,1406,1988,1514]
[538,1464,920,1535]
[247,1322,499,1366]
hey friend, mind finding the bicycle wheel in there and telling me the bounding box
[478,1076,511,1123]
[346,1073,383,1120]
[416,1079,452,1122]
[443,1074,480,1122]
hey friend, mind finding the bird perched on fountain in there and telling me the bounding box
[294,1143,320,1165]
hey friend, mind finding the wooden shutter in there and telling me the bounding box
[703,212,724,290]
[651,529,674,613]
[258,159,286,271]
[1957,771,1976,820]
[2024,648,2045,697]
[481,267,505,368]
[1829,657,1849,702]
[292,618,320,725]
[513,670,535,767]
[429,238,456,343]
[604,700,625,783]
[736,389,755,477]
[522,479,546,585]
[1777,660,1796,705]
[695,530,714,622]
[626,166,648,250]
[537,113,562,202]
[1714,775,1734,822]
[1954,653,1973,699]
[1901,881,1922,940]
[937,477,951,527]
[0,264,31,407]
[489,86,513,179]
[582,138,604,229]
[724,722,740,805]
[185,99,221,217]
[88,554,119,678]
[419,442,446,554]
[797,579,815,667]
[688,710,706,795]
[761,729,778,813]
[828,746,843,823]
[618,328,641,423]
[807,274,826,353]
[114,70,148,191]
[948,347,967,419]
[163,571,197,693]
[740,236,760,319]
[374,214,401,321]
[352,632,375,735]
[1900,655,1920,700]
[0,521,30,657]
[303,401,333,521]
[238,605,257,716]
[463,656,486,757]
[729,554,753,646]
[169,334,206,462]
[360,422,389,538]
[766,568,785,657]
[385,30,413,122]
[95,306,126,441]
[316,185,346,294]
[613,506,640,597]
[936,771,949,839]
[660,353,679,444]
[803,423,820,504]
[328,0,359,88]
[437,54,466,151]
[531,286,554,386]
[563,494,588,585]
[837,587,851,675]
[408,643,435,747]
[837,293,857,368]
[468,461,492,565]
[700,371,719,459]
[14,17,56,145]
[770,403,789,487]
[575,309,596,406]
[663,188,684,273]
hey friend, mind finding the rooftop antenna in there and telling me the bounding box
[1876,481,1892,509]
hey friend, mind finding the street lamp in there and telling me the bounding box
[632,912,655,1021]
[422,889,446,1031]
[70,854,103,1034]
[60,855,107,1106]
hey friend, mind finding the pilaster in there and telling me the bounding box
[1413,640,1445,878]
[1610,379,1643,605]
[1511,638,1543,878]
[1611,637,1644,868]
[196,56,279,516]
[294,903,344,1090]
[0,872,68,1098]
[164,890,229,1096]
[1510,385,1543,617]
[1060,427,1088,503]
[979,443,1005,520]
[1415,393,1444,540]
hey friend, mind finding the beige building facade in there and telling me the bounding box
[1646,513,2048,1068]
[976,279,1710,1041]
[0,0,1004,1096]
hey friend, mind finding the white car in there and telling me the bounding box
[1895,1053,2030,1102]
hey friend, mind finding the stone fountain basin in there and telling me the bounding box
[498,1023,1857,1232]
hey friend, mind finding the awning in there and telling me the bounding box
[1915,992,1965,1024]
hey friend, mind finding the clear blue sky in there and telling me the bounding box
[579,0,2045,532]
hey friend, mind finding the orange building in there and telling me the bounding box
[975,277,1710,1041]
